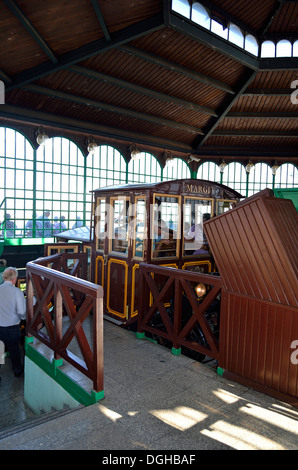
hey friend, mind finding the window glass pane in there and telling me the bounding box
[274,164,298,188]
[183,198,212,256]
[211,19,228,40]
[5,128,16,158]
[171,0,191,18]
[245,34,259,56]
[229,23,244,48]
[127,152,161,183]
[248,163,273,196]
[191,2,210,29]
[95,198,106,250]
[216,200,237,215]
[293,40,298,57]
[163,158,191,181]
[36,137,85,233]
[0,128,4,156]
[197,161,221,182]
[152,195,180,258]
[86,145,126,192]
[222,162,246,196]
[133,198,146,258]
[111,198,129,255]
[261,40,275,58]
[276,39,292,57]
[0,128,34,237]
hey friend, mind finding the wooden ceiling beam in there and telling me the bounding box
[243,88,292,96]
[70,65,217,117]
[259,57,298,70]
[118,45,235,94]
[3,0,58,64]
[227,112,298,118]
[22,84,204,135]
[0,69,12,85]
[212,130,298,138]
[1,105,297,161]
[0,104,194,154]
[194,69,257,149]
[6,14,165,91]
[169,12,259,71]
[258,1,284,37]
[90,0,111,42]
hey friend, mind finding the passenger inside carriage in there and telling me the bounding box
[187,213,211,255]
[153,220,177,258]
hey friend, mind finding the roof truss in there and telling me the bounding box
[0,0,297,163]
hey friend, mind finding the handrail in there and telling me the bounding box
[138,263,222,360]
[26,257,104,393]
[34,252,89,280]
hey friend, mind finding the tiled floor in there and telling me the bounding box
[0,351,36,431]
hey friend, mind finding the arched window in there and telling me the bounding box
[221,162,247,196]
[36,137,86,231]
[0,127,34,238]
[228,23,244,48]
[274,164,298,189]
[261,40,275,58]
[293,40,298,57]
[211,19,228,40]
[163,158,191,181]
[191,2,210,29]
[245,34,259,56]
[248,163,273,196]
[171,0,191,19]
[276,39,292,57]
[86,145,126,192]
[197,161,221,183]
[127,152,162,184]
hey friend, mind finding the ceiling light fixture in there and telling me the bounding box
[245,160,255,173]
[86,137,98,155]
[130,143,140,161]
[271,163,279,176]
[36,127,49,146]
[163,151,174,166]
[219,160,227,173]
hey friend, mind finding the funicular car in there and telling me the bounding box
[90,179,243,326]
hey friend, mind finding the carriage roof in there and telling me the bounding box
[91,179,244,199]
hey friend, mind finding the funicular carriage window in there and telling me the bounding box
[110,198,129,255]
[95,197,106,251]
[133,197,146,259]
[183,198,213,256]
[216,199,237,215]
[152,195,180,258]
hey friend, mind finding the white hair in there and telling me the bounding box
[2,267,18,281]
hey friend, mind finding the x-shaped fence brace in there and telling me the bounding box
[138,263,221,360]
[26,259,103,391]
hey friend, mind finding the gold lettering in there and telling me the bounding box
[184,183,212,195]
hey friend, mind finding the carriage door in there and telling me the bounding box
[105,196,130,322]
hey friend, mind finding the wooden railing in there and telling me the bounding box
[138,263,222,361]
[26,254,104,393]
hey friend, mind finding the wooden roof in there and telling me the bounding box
[0,0,297,168]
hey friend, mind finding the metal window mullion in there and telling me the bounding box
[83,150,87,226]
[32,146,37,237]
